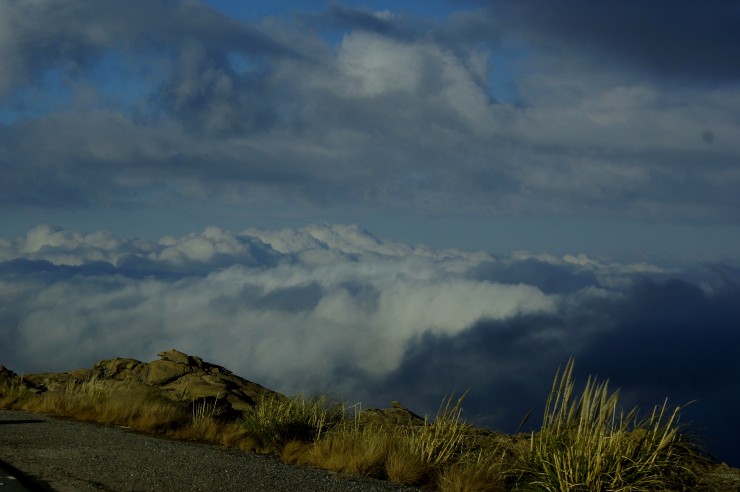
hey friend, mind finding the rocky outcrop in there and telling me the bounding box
[20,349,282,414]
[0,365,41,392]
[0,365,18,385]
[360,401,425,427]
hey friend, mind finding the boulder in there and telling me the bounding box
[158,349,192,366]
[23,368,91,391]
[146,350,280,411]
[91,358,147,381]
[146,360,190,385]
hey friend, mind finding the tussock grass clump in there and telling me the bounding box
[294,392,500,488]
[405,391,469,468]
[436,462,508,492]
[306,423,391,479]
[515,358,703,491]
[434,442,514,492]
[240,394,345,453]
[0,376,35,408]
[177,397,226,441]
[173,400,227,442]
[385,440,431,485]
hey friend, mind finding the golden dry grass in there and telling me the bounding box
[304,424,390,479]
[280,439,313,465]
[515,358,704,491]
[404,391,469,468]
[1,376,191,433]
[173,416,225,442]
[0,359,713,492]
[385,442,430,485]
[436,462,508,492]
[240,394,345,453]
[219,423,250,447]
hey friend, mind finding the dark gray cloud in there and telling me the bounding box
[470,258,600,294]
[366,314,569,427]
[481,0,740,83]
[323,4,414,39]
[577,277,740,462]
[370,272,740,466]
[0,0,294,85]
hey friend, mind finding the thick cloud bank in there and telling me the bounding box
[1,224,739,465]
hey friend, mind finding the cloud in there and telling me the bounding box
[0,224,552,382]
[1,0,738,464]
[371,271,740,465]
[2,223,739,465]
[481,0,740,83]
[2,1,740,223]
[321,4,416,40]
[0,0,294,101]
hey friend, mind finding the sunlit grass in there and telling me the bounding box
[239,393,346,453]
[514,358,704,491]
[305,423,391,479]
[0,375,35,408]
[279,391,511,488]
[0,359,715,491]
[4,376,191,433]
[405,391,469,468]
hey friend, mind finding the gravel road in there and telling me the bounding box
[0,410,424,492]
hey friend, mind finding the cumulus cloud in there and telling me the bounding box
[1,223,739,465]
[0,224,552,381]
[2,0,739,222]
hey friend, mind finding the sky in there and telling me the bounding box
[1,0,739,465]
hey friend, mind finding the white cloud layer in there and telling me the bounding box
[0,224,554,385]
[1,223,739,464]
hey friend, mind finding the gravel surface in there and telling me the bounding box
[0,410,424,492]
